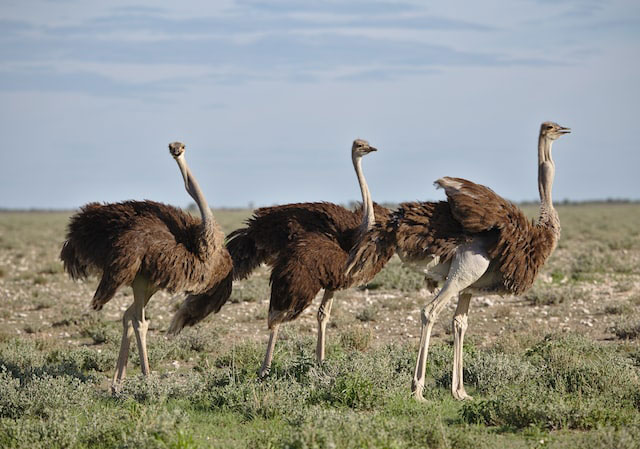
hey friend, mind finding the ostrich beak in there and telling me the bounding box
[557,126,571,135]
[365,146,378,153]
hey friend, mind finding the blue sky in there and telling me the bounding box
[1,0,639,209]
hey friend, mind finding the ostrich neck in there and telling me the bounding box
[175,156,217,252]
[184,164,214,227]
[537,136,560,239]
[353,154,375,234]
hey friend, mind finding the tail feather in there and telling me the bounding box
[91,274,119,311]
[60,240,89,280]
[226,227,266,280]
[167,271,233,335]
[345,220,398,288]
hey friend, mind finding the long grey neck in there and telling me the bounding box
[352,153,375,234]
[537,135,560,235]
[176,155,214,230]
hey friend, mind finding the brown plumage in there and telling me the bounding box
[228,201,363,284]
[169,140,387,376]
[61,200,230,308]
[437,176,559,294]
[60,142,232,392]
[235,201,390,327]
[347,201,469,289]
[346,121,570,401]
[349,186,557,296]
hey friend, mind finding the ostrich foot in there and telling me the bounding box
[452,388,473,401]
[110,382,123,396]
[411,380,427,402]
[258,366,271,379]
[412,392,427,403]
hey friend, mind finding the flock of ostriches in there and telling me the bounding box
[60,122,570,400]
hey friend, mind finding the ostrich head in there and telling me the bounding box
[540,122,571,141]
[351,139,377,158]
[169,141,186,158]
[169,141,190,193]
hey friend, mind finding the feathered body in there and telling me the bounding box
[61,200,232,309]
[434,177,559,294]
[348,178,559,296]
[227,201,390,326]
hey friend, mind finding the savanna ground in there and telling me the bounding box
[1,203,640,448]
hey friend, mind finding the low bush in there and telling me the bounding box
[612,317,640,340]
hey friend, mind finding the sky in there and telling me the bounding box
[1,0,639,209]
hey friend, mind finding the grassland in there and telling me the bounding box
[1,204,640,448]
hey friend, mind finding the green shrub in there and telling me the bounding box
[525,334,640,400]
[0,369,94,419]
[461,334,640,430]
[81,405,192,449]
[214,340,264,381]
[339,326,373,352]
[355,305,379,322]
[81,321,120,345]
[461,386,634,430]
[114,372,206,405]
[465,350,538,394]
[0,338,46,378]
[176,327,220,353]
[326,370,378,409]
[46,346,113,373]
[612,317,640,340]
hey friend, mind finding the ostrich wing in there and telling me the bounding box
[434,177,518,234]
[435,176,556,294]
[268,233,349,326]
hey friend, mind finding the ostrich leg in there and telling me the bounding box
[110,275,155,392]
[131,275,155,377]
[260,324,280,378]
[112,306,135,393]
[316,290,335,364]
[451,292,472,400]
[411,283,458,401]
[412,244,489,401]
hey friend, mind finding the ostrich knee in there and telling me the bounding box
[317,304,331,324]
[316,292,334,364]
[420,304,439,327]
[453,314,468,334]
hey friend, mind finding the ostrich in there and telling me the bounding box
[60,142,232,392]
[169,139,389,377]
[346,122,570,400]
